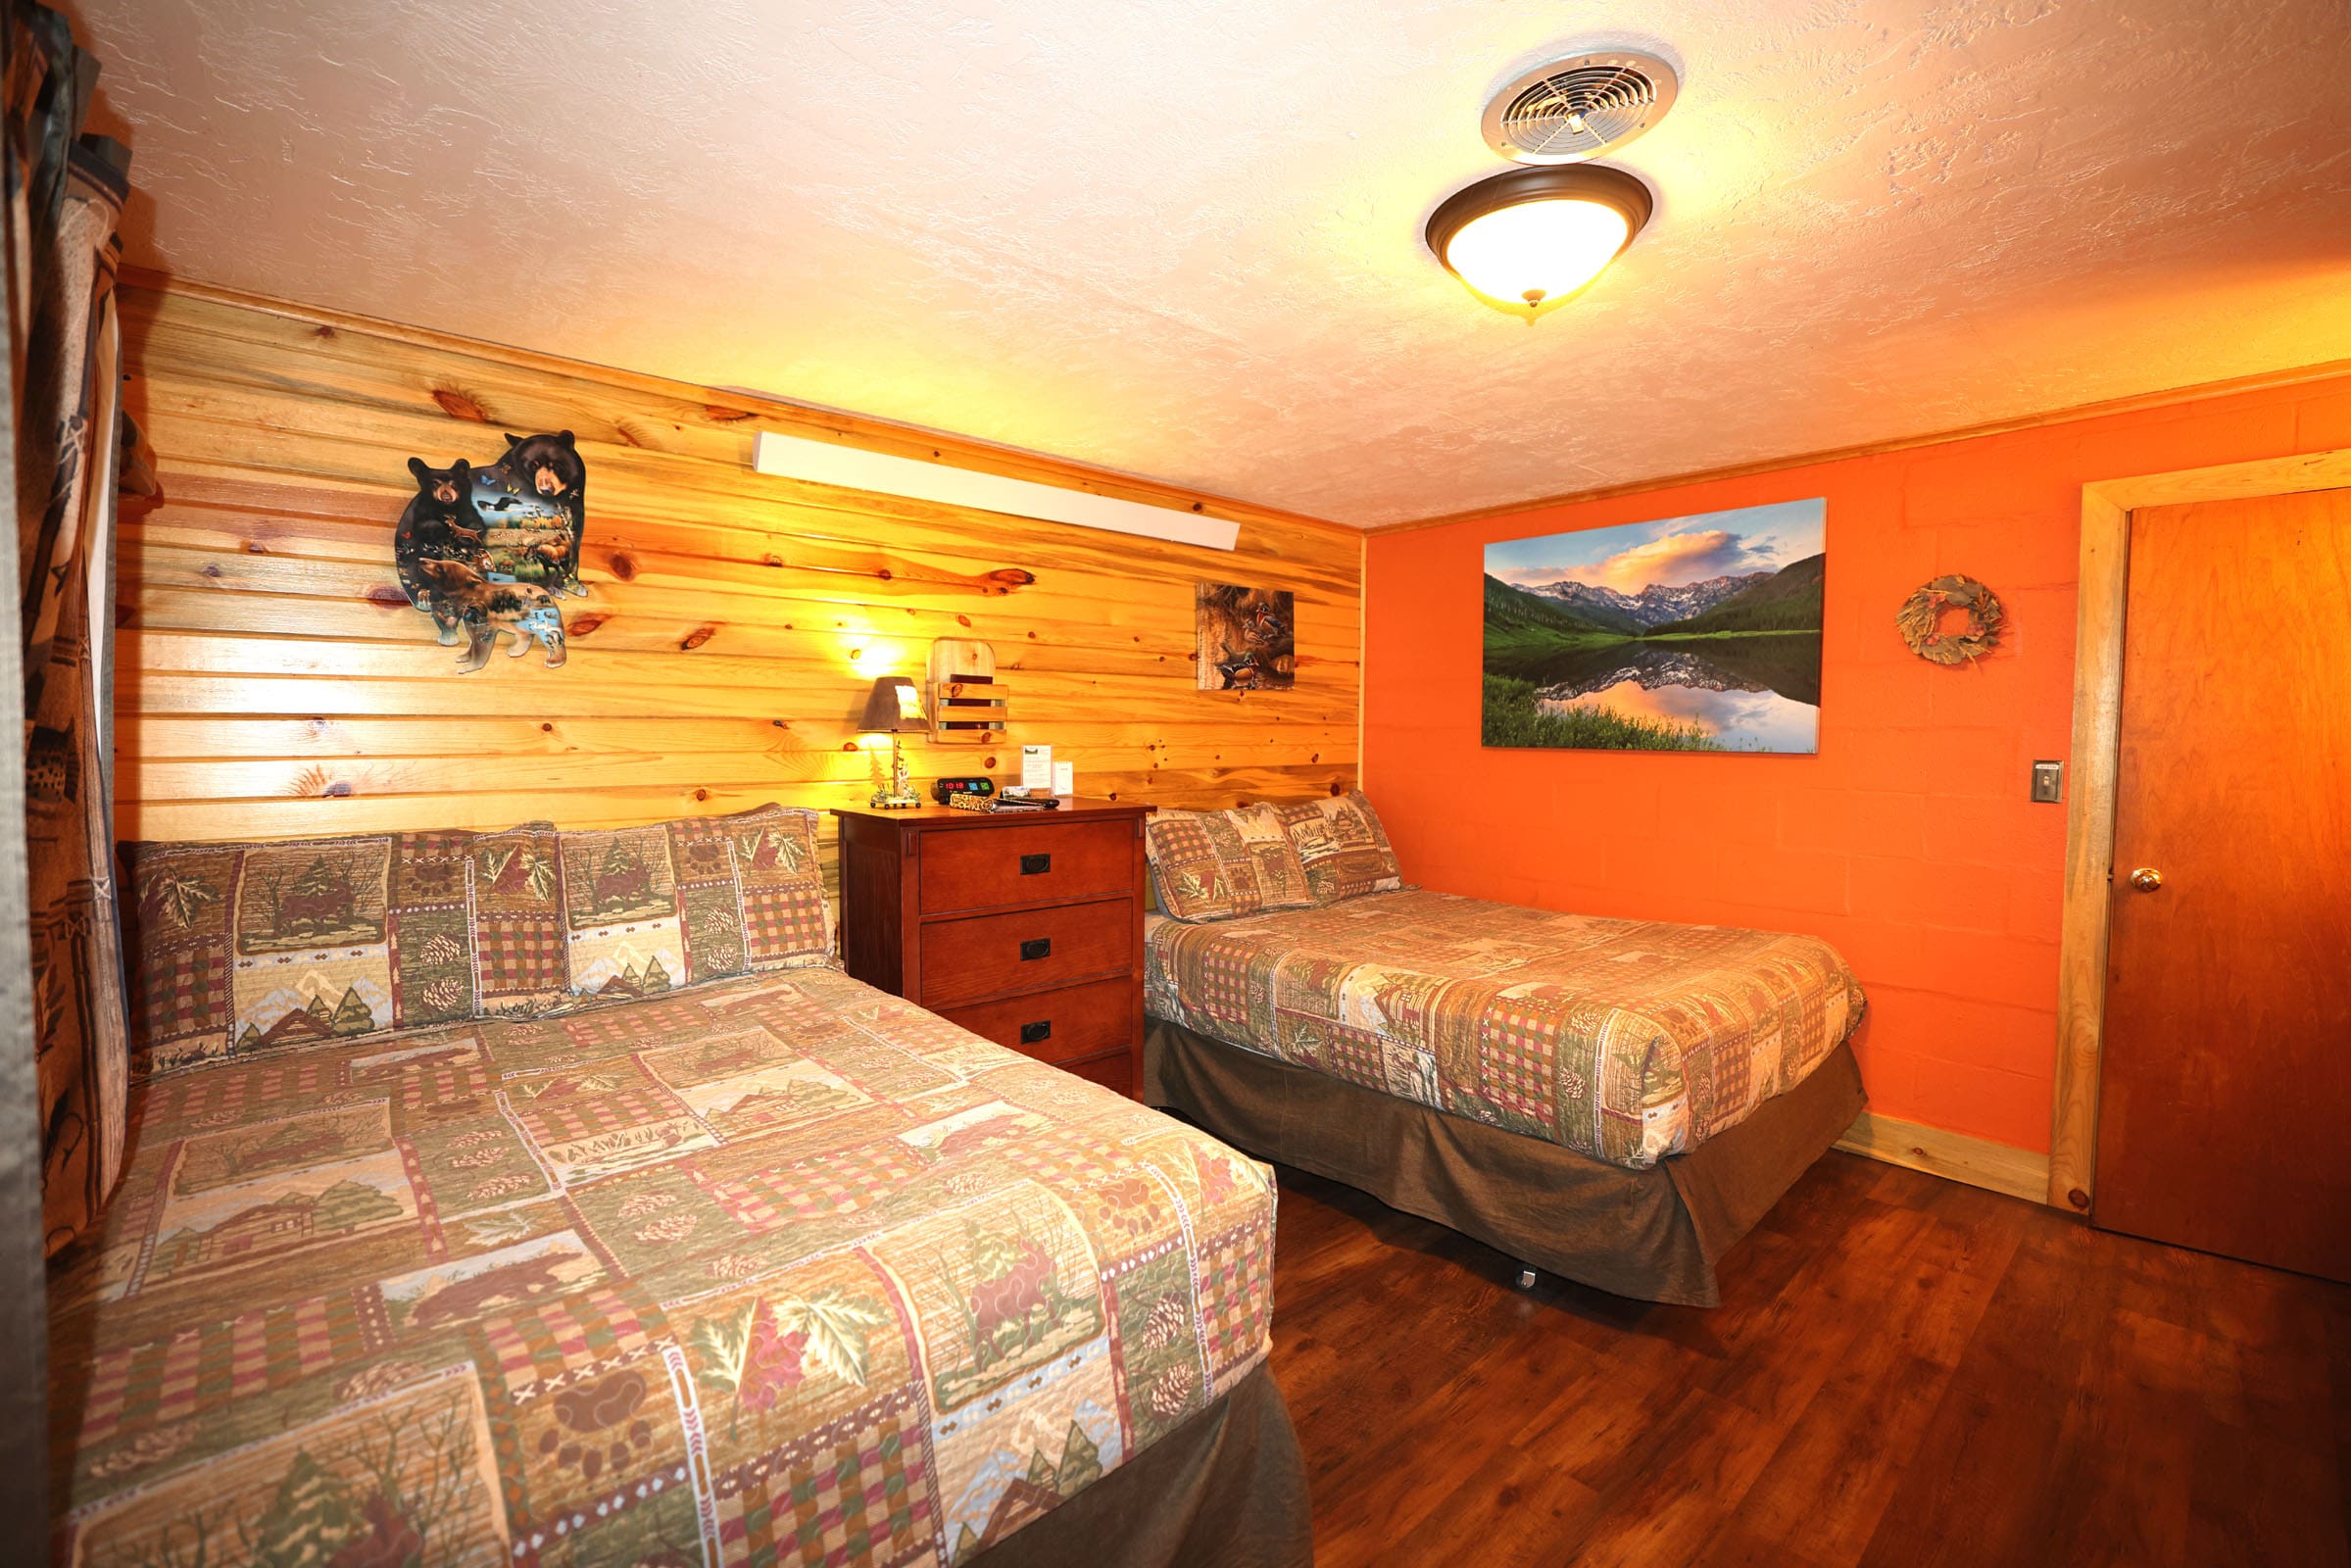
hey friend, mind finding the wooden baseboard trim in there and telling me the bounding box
[1834,1111,2050,1205]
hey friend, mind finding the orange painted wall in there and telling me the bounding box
[1363,371,2351,1154]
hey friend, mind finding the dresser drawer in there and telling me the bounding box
[916,899,1134,1008]
[937,976,1135,1066]
[918,818,1134,915]
[1058,1050,1134,1098]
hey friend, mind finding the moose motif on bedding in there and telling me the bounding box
[393,430,589,671]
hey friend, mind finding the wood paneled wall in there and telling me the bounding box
[116,280,1360,874]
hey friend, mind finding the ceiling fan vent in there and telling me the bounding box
[1483,51,1679,164]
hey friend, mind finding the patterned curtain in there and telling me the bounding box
[9,1,135,1254]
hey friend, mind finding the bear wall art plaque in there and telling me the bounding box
[394,430,589,672]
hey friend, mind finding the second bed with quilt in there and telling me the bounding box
[1140,794,1868,1306]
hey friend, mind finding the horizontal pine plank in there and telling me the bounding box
[118,281,1362,866]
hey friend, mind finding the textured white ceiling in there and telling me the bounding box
[74,0,2351,525]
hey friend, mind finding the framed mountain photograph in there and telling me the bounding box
[1483,499,1826,754]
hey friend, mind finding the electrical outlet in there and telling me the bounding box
[2031,760,2064,804]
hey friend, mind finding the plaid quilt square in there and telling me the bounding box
[1195,1216,1274,1387]
[743,883,830,969]
[715,1393,939,1568]
[1478,999,1568,1129]
[727,807,832,969]
[474,914,567,1001]
[125,944,233,1069]
[562,995,710,1050]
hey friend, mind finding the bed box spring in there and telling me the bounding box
[1147,1017,1866,1307]
[48,966,1310,1568]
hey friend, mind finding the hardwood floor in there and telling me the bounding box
[1266,1151,2351,1567]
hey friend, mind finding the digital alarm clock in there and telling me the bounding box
[930,776,997,804]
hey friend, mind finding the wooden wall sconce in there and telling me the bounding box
[927,639,1006,743]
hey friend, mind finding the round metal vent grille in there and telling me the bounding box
[1483,51,1679,164]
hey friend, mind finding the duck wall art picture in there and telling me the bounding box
[1196,582,1296,691]
[393,431,589,672]
[1482,499,1826,753]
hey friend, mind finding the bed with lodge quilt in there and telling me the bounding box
[47,806,1308,1568]
[1139,793,1868,1307]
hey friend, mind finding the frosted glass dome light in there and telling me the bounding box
[1426,166,1654,319]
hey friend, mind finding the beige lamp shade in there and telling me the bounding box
[859,675,926,734]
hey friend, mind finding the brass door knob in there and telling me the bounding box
[2128,867,2163,892]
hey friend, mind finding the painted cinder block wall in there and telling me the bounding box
[1362,369,2351,1154]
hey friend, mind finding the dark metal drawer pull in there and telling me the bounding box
[1020,853,1052,875]
[1020,937,1052,961]
[1020,1020,1052,1045]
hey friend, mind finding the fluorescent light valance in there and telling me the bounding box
[753,430,1240,551]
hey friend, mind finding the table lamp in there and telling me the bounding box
[859,675,925,808]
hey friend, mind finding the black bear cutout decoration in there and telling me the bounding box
[394,431,587,671]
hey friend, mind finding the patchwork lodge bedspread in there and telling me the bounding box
[1146,889,1864,1169]
[48,966,1279,1567]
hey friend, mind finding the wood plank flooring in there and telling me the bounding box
[1266,1151,2351,1567]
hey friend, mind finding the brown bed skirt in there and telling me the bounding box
[1147,1018,1867,1307]
[971,1361,1312,1568]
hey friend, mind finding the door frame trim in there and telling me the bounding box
[2051,446,2351,1213]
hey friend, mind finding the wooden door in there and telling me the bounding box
[2093,486,2351,1282]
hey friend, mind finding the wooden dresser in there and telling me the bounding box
[833,799,1152,1098]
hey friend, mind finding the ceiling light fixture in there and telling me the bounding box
[1424,164,1653,321]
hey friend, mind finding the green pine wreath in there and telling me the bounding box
[1897,574,2003,665]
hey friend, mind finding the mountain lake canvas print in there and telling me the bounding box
[1483,499,1826,753]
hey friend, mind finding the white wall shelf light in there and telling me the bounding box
[751,430,1240,551]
